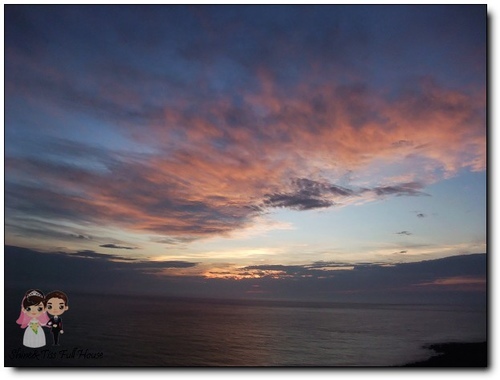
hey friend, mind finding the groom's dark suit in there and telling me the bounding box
[47,316,63,345]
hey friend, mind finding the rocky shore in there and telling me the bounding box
[402,342,487,367]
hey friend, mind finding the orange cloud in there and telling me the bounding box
[5,67,485,243]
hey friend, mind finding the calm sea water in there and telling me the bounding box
[4,291,487,367]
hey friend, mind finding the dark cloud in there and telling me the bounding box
[263,193,334,211]
[74,234,92,240]
[294,178,354,197]
[5,218,92,244]
[227,254,486,304]
[11,66,166,127]
[4,245,198,296]
[5,182,94,222]
[264,178,428,211]
[71,249,136,261]
[389,250,408,255]
[64,249,197,269]
[240,254,487,288]
[396,231,412,236]
[263,178,355,211]
[4,245,486,305]
[99,244,136,250]
[370,182,429,197]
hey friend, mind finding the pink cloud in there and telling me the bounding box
[416,276,486,291]
[5,59,485,241]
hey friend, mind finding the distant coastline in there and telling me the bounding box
[402,342,487,367]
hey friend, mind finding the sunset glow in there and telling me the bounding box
[4,4,486,302]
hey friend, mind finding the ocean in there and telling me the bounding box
[3,291,487,367]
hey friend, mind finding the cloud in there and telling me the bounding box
[263,178,427,211]
[217,252,488,293]
[4,245,486,304]
[74,234,92,240]
[392,140,414,148]
[4,246,199,296]
[5,151,262,240]
[71,249,136,261]
[99,244,136,250]
[370,182,429,197]
[263,177,355,210]
[154,237,198,245]
[416,275,486,289]
[4,76,481,243]
[1,140,451,243]
[263,193,334,211]
[396,231,412,236]
[4,6,486,245]
[64,249,197,269]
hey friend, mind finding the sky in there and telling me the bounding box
[3,4,487,303]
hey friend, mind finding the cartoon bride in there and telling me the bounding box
[16,289,49,348]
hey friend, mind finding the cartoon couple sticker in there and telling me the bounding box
[16,289,69,348]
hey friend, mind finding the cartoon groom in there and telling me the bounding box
[45,291,69,346]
